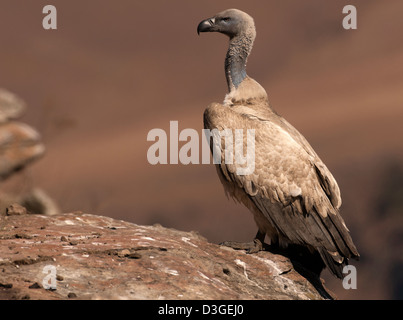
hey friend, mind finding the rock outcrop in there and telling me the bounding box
[0,89,44,180]
[0,89,59,216]
[0,89,26,123]
[0,212,325,300]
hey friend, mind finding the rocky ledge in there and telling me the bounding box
[0,212,324,300]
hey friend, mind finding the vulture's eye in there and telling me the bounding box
[222,17,231,22]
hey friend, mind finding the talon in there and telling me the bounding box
[220,239,264,253]
[220,231,265,253]
[247,239,263,254]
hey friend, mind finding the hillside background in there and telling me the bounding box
[1,0,402,299]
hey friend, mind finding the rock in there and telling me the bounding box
[0,188,60,217]
[118,249,131,258]
[0,122,45,180]
[20,188,60,216]
[0,90,58,218]
[0,89,26,123]
[5,203,27,216]
[0,213,325,300]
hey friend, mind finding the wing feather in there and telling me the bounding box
[204,102,359,277]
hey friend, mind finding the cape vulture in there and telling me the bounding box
[197,9,359,280]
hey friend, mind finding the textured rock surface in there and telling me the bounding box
[0,212,324,300]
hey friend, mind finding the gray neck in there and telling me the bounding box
[225,34,254,92]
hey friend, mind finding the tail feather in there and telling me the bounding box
[317,248,346,279]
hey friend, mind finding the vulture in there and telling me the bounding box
[197,9,359,280]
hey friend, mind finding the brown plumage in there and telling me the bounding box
[198,9,359,279]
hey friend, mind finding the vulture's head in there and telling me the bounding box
[197,8,255,39]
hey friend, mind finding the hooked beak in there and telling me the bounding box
[197,18,216,35]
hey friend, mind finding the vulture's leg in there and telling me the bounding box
[220,230,265,254]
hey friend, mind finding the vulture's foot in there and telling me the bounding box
[220,238,263,254]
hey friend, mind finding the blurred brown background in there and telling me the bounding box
[1,0,402,299]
